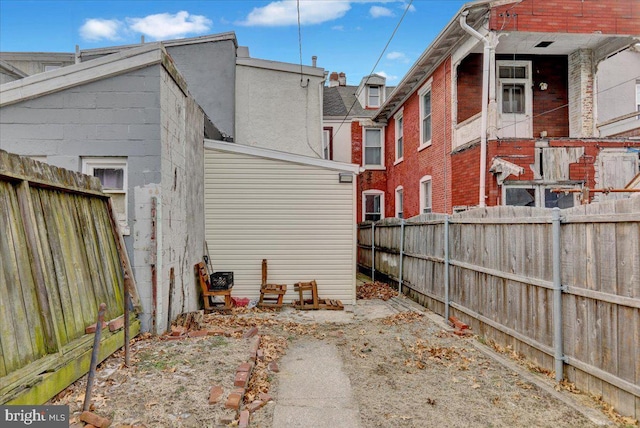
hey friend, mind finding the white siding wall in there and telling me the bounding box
[204,148,356,304]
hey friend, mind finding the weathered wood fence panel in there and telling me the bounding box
[357,200,640,419]
[0,150,139,404]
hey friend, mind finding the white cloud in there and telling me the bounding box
[79,18,123,41]
[376,70,398,82]
[238,1,351,26]
[399,1,416,13]
[332,25,345,31]
[386,51,409,63]
[127,11,211,40]
[370,5,394,18]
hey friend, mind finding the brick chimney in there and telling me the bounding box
[338,72,346,86]
[329,71,339,87]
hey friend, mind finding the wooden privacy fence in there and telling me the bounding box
[358,199,640,419]
[0,150,139,405]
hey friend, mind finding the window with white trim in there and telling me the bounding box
[395,186,404,218]
[418,81,433,150]
[363,190,385,222]
[368,85,381,107]
[364,128,383,167]
[503,183,578,209]
[395,110,404,162]
[322,128,332,160]
[82,157,129,232]
[419,175,432,213]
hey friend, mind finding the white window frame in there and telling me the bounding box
[419,175,432,214]
[82,157,129,234]
[395,186,404,218]
[362,190,385,222]
[496,60,533,138]
[368,85,381,108]
[363,127,385,169]
[418,78,433,151]
[502,183,579,209]
[322,128,332,160]
[394,108,404,164]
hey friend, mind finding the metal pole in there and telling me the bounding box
[124,277,130,367]
[371,223,375,281]
[398,220,405,292]
[444,215,450,321]
[84,303,107,411]
[552,208,564,382]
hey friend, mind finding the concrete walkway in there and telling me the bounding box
[272,339,362,428]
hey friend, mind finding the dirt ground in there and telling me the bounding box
[53,282,637,428]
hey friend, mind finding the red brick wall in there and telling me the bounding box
[383,58,453,217]
[490,0,640,35]
[457,53,483,123]
[451,138,640,206]
[352,121,387,221]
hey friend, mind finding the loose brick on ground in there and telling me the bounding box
[237,362,253,373]
[243,326,259,338]
[225,392,242,410]
[258,392,273,403]
[85,322,107,334]
[79,411,111,428]
[238,410,250,428]
[246,400,264,413]
[234,371,249,388]
[171,326,187,336]
[268,362,279,373]
[209,386,224,404]
[187,330,208,338]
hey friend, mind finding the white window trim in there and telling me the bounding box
[368,85,381,108]
[82,157,129,234]
[322,128,332,160]
[394,108,404,164]
[362,189,385,222]
[636,80,640,119]
[363,127,385,169]
[501,183,580,208]
[418,78,433,152]
[395,185,404,218]
[496,60,533,138]
[419,175,433,214]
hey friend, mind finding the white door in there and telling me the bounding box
[497,61,533,138]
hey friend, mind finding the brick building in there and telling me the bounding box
[350,0,640,219]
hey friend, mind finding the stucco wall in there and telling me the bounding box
[165,40,236,139]
[324,119,353,163]
[235,63,324,157]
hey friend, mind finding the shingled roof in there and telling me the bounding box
[324,85,394,119]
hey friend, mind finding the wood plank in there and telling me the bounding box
[6,183,47,361]
[30,188,69,346]
[40,190,83,340]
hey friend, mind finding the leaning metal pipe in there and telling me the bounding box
[398,219,405,292]
[83,303,107,412]
[552,208,564,382]
[460,10,490,207]
[444,215,450,321]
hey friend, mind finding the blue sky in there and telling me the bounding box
[0,0,468,85]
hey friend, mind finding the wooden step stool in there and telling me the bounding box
[258,259,286,310]
[293,280,319,310]
[195,262,233,312]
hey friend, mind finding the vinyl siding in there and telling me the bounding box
[204,148,356,304]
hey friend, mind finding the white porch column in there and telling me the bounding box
[568,49,595,138]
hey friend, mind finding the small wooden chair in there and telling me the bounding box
[258,259,286,310]
[195,262,232,312]
[293,280,319,310]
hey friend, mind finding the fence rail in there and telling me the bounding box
[357,200,640,420]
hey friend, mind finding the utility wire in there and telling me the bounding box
[296,0,308,87]
[334,0,414,136]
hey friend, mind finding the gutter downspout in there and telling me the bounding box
[460,10,490,207]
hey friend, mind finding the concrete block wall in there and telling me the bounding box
[156,68,205,333]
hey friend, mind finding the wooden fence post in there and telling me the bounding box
[398,220,405,292]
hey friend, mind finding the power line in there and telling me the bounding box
[334,0,414,136]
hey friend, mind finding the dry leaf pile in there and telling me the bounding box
[381,311,424,325]
[245,335,288,402]
[356,281,398,301]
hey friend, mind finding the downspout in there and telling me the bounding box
[460,10,490,207]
